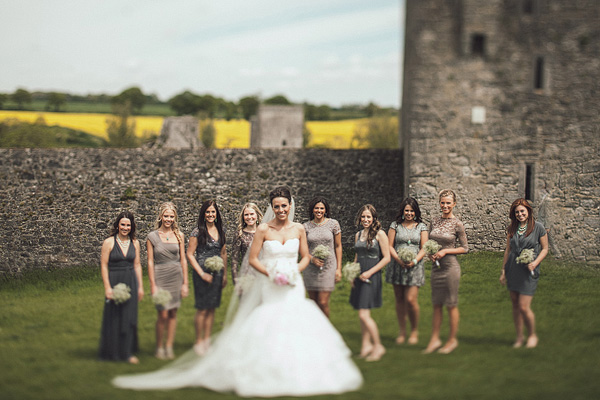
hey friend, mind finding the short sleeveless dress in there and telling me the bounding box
[505,221,546,295]
[148,230,183,311]
[98,237,139,361]
[191,228,225,310]
[429,217,468,307]
[386,221,427,287]
[349,234,383,310]
[303,219,341,292]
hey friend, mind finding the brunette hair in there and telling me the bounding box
[196,200,226,247]
[154,202,182,245]
[355,204,381,247]
[394,197,423,224]
[507,198,535,238]
[269,186,292,205]
[307,196,331,220]
[110,211,136,240]
[236,202,263,234]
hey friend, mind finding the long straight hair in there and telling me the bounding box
[196,200,225,247]
[394,197,423,224]
[355,204,381,248]
[507,198,535,238]
[154,202,182,245]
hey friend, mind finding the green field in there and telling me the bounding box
[1,252,598,400]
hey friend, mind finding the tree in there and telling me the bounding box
[239,96,260,120]
[106,104,138,147]
[365,102,379,117]
[11,88,32,110]
[264,94,291,105]
[111,87,146,114]
[196,94,217,117]
[303,124,312,148]
[200,118,216,148]
[168,91,200,116]
[315,105,331,121]
[352,116,399,149]
[46,92,67,112]
[0,93,7,109]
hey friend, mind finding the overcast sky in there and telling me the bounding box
[0,0,404,108]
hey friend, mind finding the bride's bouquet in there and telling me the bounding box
[423,240,442,267]
[111,283,131,304]
[397,247,417,265]
[312,244,330,271]
[267,260,300,287]
[516,248,536,276]
[205,256,224,273]
[152,288,172,308]
[342,262,370,284]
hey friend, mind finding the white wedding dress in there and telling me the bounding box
[113,238,363,397]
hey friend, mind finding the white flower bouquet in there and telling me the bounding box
[312,244,331,271]
[152,287,173,308]
[423,240,442,267]
[516,248,536,276]
[397,247,417,265]
[111,283,131,304]
[204,256,224,273]
[342,261,370,284]
[267,259,299,287]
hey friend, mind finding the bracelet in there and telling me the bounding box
[413,258,418,265]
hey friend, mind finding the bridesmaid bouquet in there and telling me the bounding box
[312,244,331,271]
[205,256,225,273]
[342,262,370,284]
[152,288,173,308]
[424,240,442,267]
[516,248,536,276]
[397,248,417,265]
[267,260,299,287]
[111,283,131,304]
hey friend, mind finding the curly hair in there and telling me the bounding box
[507,198,535,238]
[355,204,381,248]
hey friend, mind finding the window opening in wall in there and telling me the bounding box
[525,163,534,201]
[522,0,534,14]
[534,56,544,89]
[282,139,287,146]
[471,34,486,56]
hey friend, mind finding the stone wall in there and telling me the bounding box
[402,0,600,263]
[0,148,403,273]
[250,105,304,148]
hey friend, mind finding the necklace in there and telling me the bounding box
[159,230,172,241]
[313,218,327,226]
[116,235,130,247]
[517,225,527,235]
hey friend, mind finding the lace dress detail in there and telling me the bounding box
[231,230,254,284]
[428,217,468,307]
[303,219,341,292]
[386,221,427,287]
[191,227,225,310]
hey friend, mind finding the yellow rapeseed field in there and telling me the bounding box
[0,111,364,149]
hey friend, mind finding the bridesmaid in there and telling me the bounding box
[423,189,468,355]
[98,211,144,363]
[387,197,428,345]
[349,204,390,362]
[231,202,263,285]
[187,200,228,355]
[500,198,548,348]
[147,202,188,360]
[303,196,343,318]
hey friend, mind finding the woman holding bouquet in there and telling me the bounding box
[114,186,363,396]
[186,200,227,355]
[500,198,548,348]
[230,202,262,285]
[99,211,144,363]
[350,204,391,361]
[303,196,343,317]
[387,197,428,345]
[147,202,188,360]
[423,189,468,355]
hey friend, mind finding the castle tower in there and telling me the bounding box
[401,0,600,261]
[250,104,304,148]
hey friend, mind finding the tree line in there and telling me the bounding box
[0,87,397,121]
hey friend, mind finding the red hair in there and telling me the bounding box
[507,198,535,238]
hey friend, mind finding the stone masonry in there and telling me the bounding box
[250,105,304,148]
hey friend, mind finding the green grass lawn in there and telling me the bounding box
[1,252,599,400]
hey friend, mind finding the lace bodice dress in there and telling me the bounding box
[113,238,363,397]
[428,217,468,307]
[386,221,427,287]
[303,219,341,292]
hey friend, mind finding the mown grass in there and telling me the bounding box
[1,252,599,400]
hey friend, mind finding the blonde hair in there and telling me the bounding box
[438,189,457,203]
[236,202,263,234]
[155,202,182,245]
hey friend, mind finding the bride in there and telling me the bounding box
[113,186,363,397]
